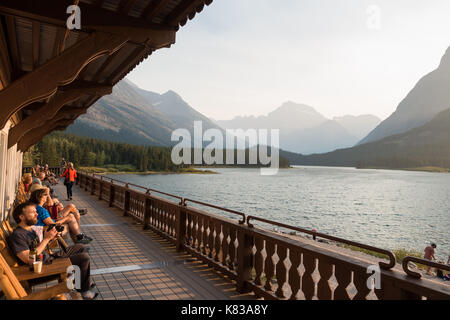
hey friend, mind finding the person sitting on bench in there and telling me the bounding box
[29,185,92,245]
[7,202,97,299]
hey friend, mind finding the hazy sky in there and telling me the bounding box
[128,0,450,121]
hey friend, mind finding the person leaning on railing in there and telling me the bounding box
[61,162,77,201]
[29,185,93,245]
[7,202,98,300]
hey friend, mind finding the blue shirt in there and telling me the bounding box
[36,205,54,226]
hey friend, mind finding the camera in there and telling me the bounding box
[47,224,64,233]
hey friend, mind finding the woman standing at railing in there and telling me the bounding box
[61,162,77,201]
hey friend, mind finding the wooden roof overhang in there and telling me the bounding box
[0,0,214,151]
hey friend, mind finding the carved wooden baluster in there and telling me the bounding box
[254,237,264,286]
[275,245,288,298]
[333,264,352,300]
[228,227,237,270]
[301,252,316,300]
[156,200,161,228]
[221,224,229,266]
[214,222,222,262]
[163,203,168,233]
[317,259,334,300]
[353,268,371,300]
[288,248,301,300]
[264,240,276,292]
[208,218,215,259]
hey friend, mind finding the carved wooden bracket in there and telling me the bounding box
[8,85,112,148]
[0,32,127,130]
[18,118,75,152]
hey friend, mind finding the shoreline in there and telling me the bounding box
[357,166,450,173]
[79,167,217,175]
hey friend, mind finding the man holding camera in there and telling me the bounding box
[7,202,97,299]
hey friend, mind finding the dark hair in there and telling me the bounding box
[431,243,437,248]
[12,201,36,224]
[29,188,47,204]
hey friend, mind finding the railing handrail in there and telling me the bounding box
[183,198,246,224]
[402,257,450,279]
[247,215,396,270]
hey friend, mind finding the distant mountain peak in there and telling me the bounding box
[439,46,450,68]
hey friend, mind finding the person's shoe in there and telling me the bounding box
[70,197,73,200]
[81,290,98,300]
[79,209,88,216]
[76,234,93,244]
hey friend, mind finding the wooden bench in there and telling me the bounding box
[0,253,69,300]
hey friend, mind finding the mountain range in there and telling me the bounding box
[285,46,450,169]
[66,79,220,147]
[217,102,381,154]
[67,80,380,154]
[359,47,450,145]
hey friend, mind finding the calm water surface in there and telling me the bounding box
[107,166,450,260]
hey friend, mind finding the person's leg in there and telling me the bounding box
[60,204,81,226]
[57,214,81,243]
[68,182,73,199]
[53,244,91,292]
[66,184,70,200]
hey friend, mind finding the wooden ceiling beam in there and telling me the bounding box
[4,16,20,76]
[119,0,137,15]
[107,46,150,85]
[143,0,170,21]
[32,21,40,69]
[0,32,127,130]
[0,20,12,86]
[163,0,204,26]
[0,0,176,31]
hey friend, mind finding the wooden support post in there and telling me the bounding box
[176,206,187,252]
[109,184,115,207]
[236,228,254,294]
[91,178,95,195]
[124,190,130,216]
[98,180,102,200]
[143,198,151,230]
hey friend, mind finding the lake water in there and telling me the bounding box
[107,166,450,261]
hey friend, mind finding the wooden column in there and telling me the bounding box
[143,198,151,230]
[176,204,187,252]
[236,228,254,293]
[109,184,115,207]
[123,189,130,216]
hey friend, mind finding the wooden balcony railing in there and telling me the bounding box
[73,171,450,300]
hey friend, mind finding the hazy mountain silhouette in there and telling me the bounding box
[359,46,450,145]
[282,107,450,169]
[217,102,380,154]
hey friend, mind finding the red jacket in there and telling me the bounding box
[61,168,77,182]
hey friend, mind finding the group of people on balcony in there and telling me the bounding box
[7,161,98,299]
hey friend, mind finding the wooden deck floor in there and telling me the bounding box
[45,182,256,300]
